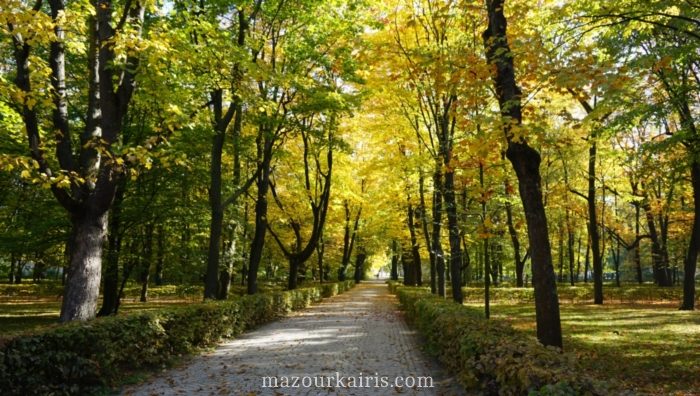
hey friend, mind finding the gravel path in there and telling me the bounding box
[121,280,465,395]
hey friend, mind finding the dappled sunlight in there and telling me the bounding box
[479,300,700,394]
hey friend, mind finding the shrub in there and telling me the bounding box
[391,284,621,396]
[0,281,354,395]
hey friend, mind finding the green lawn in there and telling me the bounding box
[0,280,315,337]
[464,301,700,395]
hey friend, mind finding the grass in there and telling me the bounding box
[464,300,700,395]
[0,280,332,337]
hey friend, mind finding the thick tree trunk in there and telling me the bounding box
[288,257,300,290]
[507,146,563,347]
[642,201,672,286]
[681,161,700,310]
[484,0,562,348]
[204,204,223,299]
[403,243,416,286]
[60,209,108,322]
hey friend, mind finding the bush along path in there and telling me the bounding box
[121,280,463,396]
[0,281,354,395]
[388,282,634,396]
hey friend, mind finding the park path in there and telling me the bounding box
[121,280,465,396]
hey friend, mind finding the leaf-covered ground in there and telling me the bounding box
[465,301,700,395]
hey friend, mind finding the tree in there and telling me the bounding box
[3,0,154,321]
[483,0,563,348]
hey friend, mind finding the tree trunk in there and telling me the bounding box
[484,235,490,319]
[204,89,227,300]
[139,224,154,303]
[317,236,325,283]
[390,240,399,281]
[483,0,562,348]
[60,209,108,322]
[445,170,463,303]
[288,257,300,290]
[14,259,23,284]
[247,134,273,294]
[8,252,15,283]
[568,227,575,286]
[154,225,165,285]
[354,252,366,283]
[403,243,416,286]
[642,199,672,286]
[432,170,446,297]
[218,226,236,299]
[588,141,604,304]
[505,181,525,287]
[98,182,125,316]
[558,224,564,283]
[634,204,643,284]
[419,173,436,293]
[576,235,582,283]
[407,204,422,286]
[681,160,700,310]
[584,234,590,283]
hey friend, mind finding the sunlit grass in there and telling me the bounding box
[465,301,700,395]
[0,280,324,337]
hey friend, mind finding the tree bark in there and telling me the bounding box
[247,134,273,294]
[505,180,525,287]
[354,252,366,283]
[681,160,700,310]
[60,209,108,322]
[483,0,562,348]
[432,170,446,297]
[588,139,604,304]
[445,170,463,303]
[407,204,422,286]
[340,200,361,281]
[390,240,399,281]
[8,253,15,283]
[155,225,165,285]
[634,203,643,284]
[419,172,436,293]
[97,184,125,316]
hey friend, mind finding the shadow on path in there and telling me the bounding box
[122,280,466,395]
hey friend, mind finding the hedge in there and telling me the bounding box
[388,282,627,396]
[0,280,354,395]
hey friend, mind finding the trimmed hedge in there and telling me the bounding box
[389,282,625,396]
[0,280,354,395]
